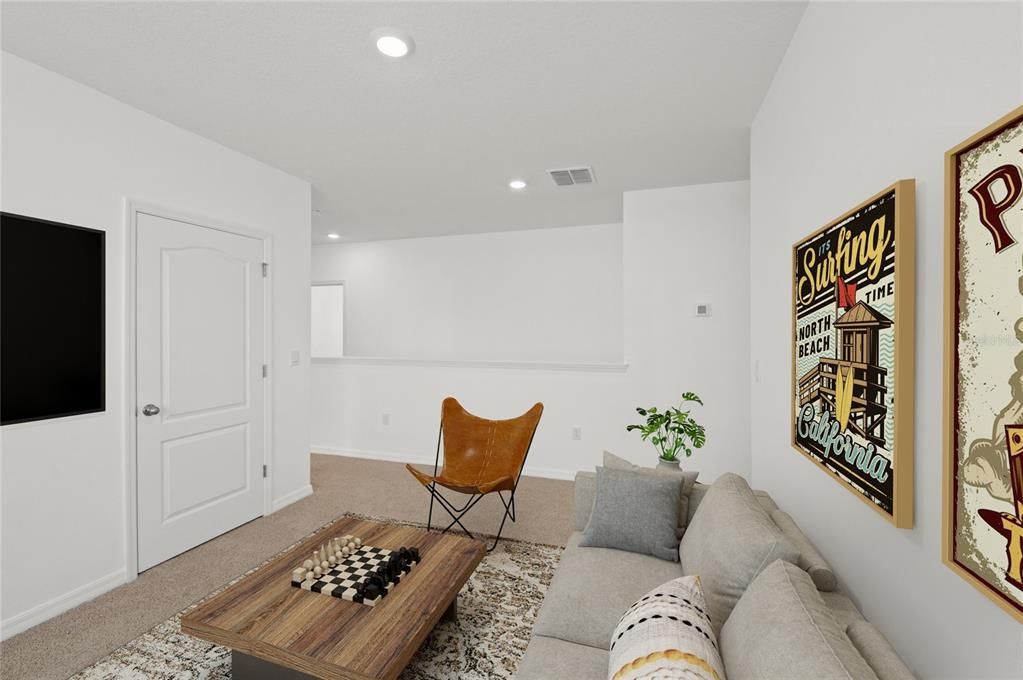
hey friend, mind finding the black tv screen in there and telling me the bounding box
[1,212,105,425]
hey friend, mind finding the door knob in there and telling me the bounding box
[142,404,161,416]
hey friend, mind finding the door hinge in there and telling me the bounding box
[263,464,268,478]
[262,364,268,378]
[262,262,268,277]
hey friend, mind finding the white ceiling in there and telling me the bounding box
[1,1,806,243]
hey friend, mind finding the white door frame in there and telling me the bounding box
[123,199,274,582]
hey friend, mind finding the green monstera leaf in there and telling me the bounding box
[626,392,707,462]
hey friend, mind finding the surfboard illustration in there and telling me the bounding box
[835,365,854,431]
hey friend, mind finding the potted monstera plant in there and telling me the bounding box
[626,392,707,469]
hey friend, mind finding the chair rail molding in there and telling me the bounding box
[311,356,629,373]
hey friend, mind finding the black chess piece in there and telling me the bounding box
[362,581,381,600]
[366,572,386,592]
[409,547,421,563]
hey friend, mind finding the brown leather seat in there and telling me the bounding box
[406,397,543,550]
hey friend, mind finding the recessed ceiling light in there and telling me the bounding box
[373,28,414,58]
[327,233,340,239]
[509,179,527,190]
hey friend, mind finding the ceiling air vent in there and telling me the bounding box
[548,166,595,186]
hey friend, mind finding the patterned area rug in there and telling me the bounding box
[71,515,563,680]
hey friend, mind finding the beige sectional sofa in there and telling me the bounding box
[517,471,915,680]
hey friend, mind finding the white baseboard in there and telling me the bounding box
[520,465,576,481]
[312,446,576,481]
[271,484,314,513]
[1,568,127,641]
[313,445,434,466]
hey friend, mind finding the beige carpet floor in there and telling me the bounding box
[0,454,574,680]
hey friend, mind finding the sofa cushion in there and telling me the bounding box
[688,482,709,525]
[720,560,879,680]
[574,470,597,532]
[847,620,916,680]
[679,473,799,633]
[603,450,699,536]
[820,590,867,629]
[580,466,681,562]
[532,532,685,649]
[753,489,779,512]
[770,509,838,591]
[609,575,724,680]
[516,635,609,680]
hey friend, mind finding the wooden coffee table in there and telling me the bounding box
[181,517,486,680]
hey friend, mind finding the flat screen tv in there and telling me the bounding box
[1,212,105,425]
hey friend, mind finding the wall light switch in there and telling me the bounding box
[695,304,711,317]
[290,350,300,366]
[572,427,582,441]
[382,413,391,426]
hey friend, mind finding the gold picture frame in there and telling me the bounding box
[791,180,915,529]
[943,104,1023,624]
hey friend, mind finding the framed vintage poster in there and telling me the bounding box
[944,104,1023,623]
[792,180,915,528]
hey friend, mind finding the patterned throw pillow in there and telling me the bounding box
[608,575,725,680]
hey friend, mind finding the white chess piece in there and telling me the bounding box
[313,566,322,577]
[293,568,306,581]
[303,559,314,570]
[304,569,315,582]
[354,537,362,548]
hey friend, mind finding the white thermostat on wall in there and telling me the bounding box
[695,304,711,317]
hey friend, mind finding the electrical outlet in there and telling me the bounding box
[382,413,391,426]
[572,427,582,441]
[695,303,711,317]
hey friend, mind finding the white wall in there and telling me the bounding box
[749,3,1022,678]
[312,224,624,363]
[624,182,751,480]
[0,54,312,637]
[311,181,751,481]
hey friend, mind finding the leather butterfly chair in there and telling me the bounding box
[406,397,543,551]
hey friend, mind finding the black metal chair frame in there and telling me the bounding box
[424,421,538,552]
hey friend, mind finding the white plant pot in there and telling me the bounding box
[657,458,681,471]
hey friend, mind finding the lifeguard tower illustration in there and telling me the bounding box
[798,294,891,447]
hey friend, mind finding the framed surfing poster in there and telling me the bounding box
[944,104,1023,623]
[792,180,916,528]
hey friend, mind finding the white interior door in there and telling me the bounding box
[136,212,265,571]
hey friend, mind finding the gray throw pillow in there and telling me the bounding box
[720,560,880,680]
[579,466,681,562]
[679,472,800,634]
[602,450,699,537]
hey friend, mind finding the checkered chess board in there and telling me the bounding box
[291,545,409,607]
